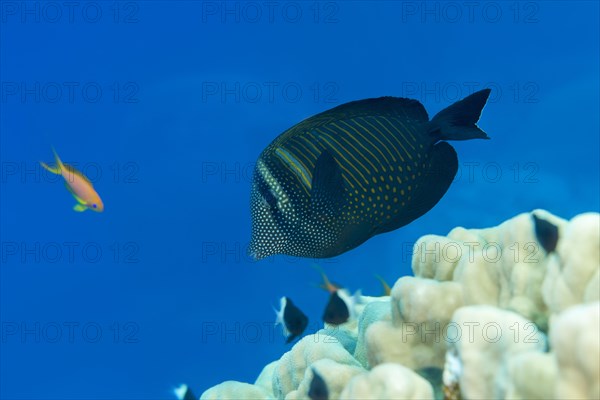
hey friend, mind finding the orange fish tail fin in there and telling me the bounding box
[375,274,392,296]
[312,264,339,293]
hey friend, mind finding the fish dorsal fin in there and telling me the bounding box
[275,97,430,143]
[324,97,429,122]
[309,150,345,218]
[63,164,92,185]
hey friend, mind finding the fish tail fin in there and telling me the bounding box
[40,147,64,175]
[51,146,66,171]
[374,274,392,296]
[428,88,491,141]
[273,307,283,326]
[274,297,286,326]
[39,161,60,175]
[174,384,196,400]
[274,298,290,337]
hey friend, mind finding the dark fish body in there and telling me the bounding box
[322,291,350,325]
[532,214,559,253]
[275,297,309,343]
[308,368,329,400]
[250,89,492,259]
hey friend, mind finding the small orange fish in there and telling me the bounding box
[40,148,104,212]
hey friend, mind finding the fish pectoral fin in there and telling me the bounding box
[73,195,86,205]
[73,204,88,212]
[40,161,60,175]
[309,149,346,217]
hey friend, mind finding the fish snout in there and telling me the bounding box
[91,199,104,212]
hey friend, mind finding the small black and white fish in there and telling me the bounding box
[317,268,360,325]
[249,89,492,260]
[532,214,560,253]
[308,368,329,400]
[275,297,309,343]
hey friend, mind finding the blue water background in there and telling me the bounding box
[1,1,598,399]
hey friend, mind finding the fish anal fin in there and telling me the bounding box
[375,142,458,235]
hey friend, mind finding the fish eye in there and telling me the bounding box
[92,204,97,208]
